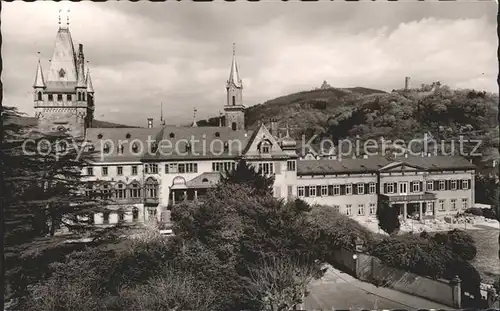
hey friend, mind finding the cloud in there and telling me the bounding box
[2,2,497,127]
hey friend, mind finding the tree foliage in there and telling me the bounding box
[376,200,400,236]
[220,159,275,196]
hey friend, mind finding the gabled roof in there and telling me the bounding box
[143,126,254,161]
[47,27,78,84]
[242,123,290,159]
[297,155,476,175]
[186,172,221,188]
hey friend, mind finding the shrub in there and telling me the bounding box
[376,200,400,235]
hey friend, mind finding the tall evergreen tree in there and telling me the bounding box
[376,200,400,236]
[220,159,275,196]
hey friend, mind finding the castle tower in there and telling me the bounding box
[224,43,245,131]
[33,18,94,138]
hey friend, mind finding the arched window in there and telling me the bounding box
[231,122,237,131]
[78,92,82,101]
[232,96,235,106]
[37,92,42,101]
[145,178,159,198]
[116,183,126,199]
[132,207,139,221]
[82,92,86,101]
[129,182,141,198]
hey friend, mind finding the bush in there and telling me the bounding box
[376,200,400,235]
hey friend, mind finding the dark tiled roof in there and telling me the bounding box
[297,155,476,175]
[85,127,160,163]
[186,172,221,188]
[143,126,254,161]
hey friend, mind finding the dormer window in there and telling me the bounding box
[215,132,220,137]
[126,133,131,139]
[151,142,158,153]
[132,143,139,153]
[169,132,175,138]
[97,133,103,139]
[57,94,63,101]
[259,140,271,154]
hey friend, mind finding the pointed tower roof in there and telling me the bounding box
[33,57,46,88]
[47,26,78,83]
[76,44,86,88]
[227,43,242,88]
[191,108,198,127]
[85,67,94,93]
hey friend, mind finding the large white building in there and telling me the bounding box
[33,22,476,226]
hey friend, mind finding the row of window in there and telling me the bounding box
[88,165,139,176]
[36,93,87,102]
[333,198,469,217]
[87,160,297,177]
[297,183,377,197]
[437,198,468,211]
[383,179,471,194]
[335,203,377,216]
[85,179,159,199]
[93,207,156,224]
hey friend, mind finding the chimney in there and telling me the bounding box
[270,119,278,137]
[147,118,153,128]
[404,77,410,90]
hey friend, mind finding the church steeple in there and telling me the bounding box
[33,54,46,88]
[227,43,242,89]
[224,43,245,131]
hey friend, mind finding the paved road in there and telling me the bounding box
[305,265,452,311]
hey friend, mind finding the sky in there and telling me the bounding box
[2,1,498,127]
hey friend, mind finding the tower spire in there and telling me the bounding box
[85,63,94,93]
[33,52,46,88]
[66,9,70,27]
[76,44,86,87]
[160,102,165,125]
[58,9,62,26]
[191,107,198,127]
[227,43,242,88]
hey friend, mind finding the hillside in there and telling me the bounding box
[199,83,498,163]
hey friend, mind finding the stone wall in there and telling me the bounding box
[330,247,461,308]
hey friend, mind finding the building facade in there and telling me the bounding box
[34,23,476,226]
